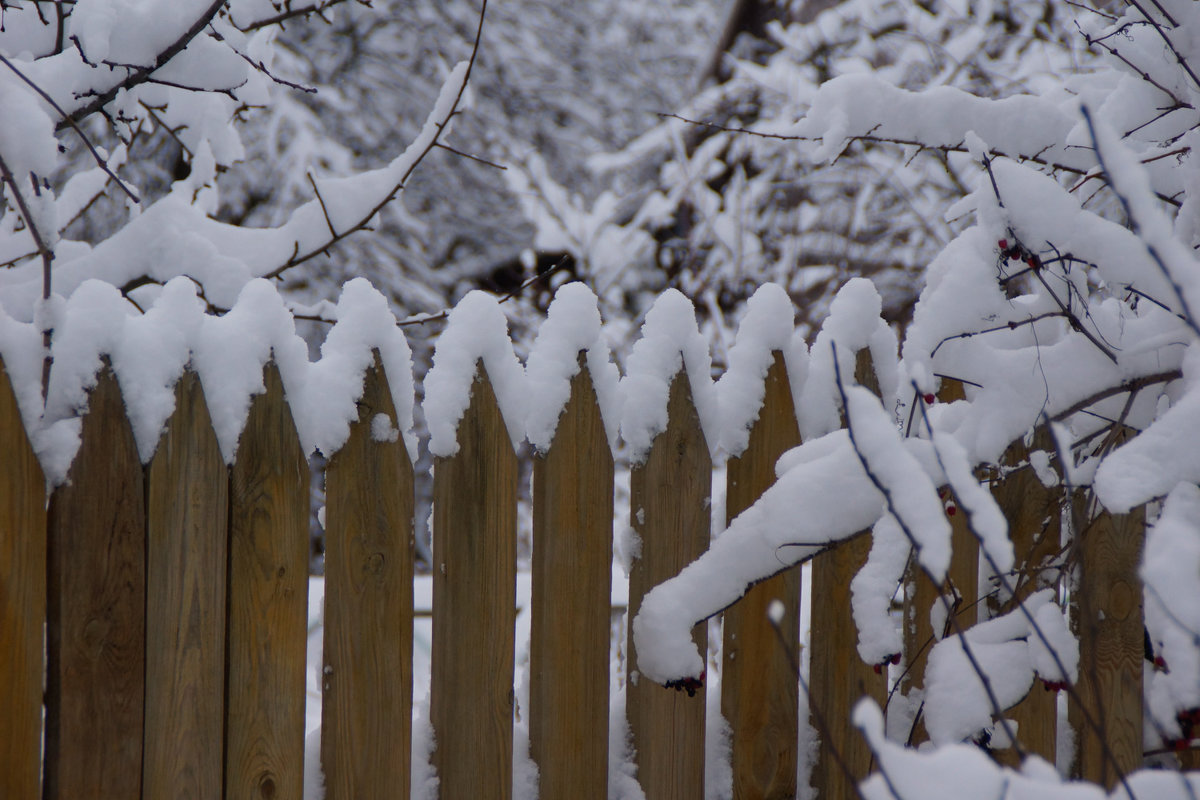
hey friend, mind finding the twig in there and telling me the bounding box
[831,342,1025,759]
[0,153,54,401]
[236,0,356,32]
[60,0,227,130]
[768,616,871,800]
[0,53,140,202]
[434,141,506,170]
[260,0,490,280]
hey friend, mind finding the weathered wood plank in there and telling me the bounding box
[226,364,310,800]
[45,366,145,800]
[430,363,518,800]
[721,352,801,800]
[989,428,1063,766]
[1070,495,1144,788]
[808,348,886,798]
[627,371,710,800]
[143,370,229,800]
[322,354,414,799]
[0,357,46,800]
[530,358,613,800]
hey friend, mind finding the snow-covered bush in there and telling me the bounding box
[632,0,1200,794]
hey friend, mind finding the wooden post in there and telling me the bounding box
[627,371,710,800]
[530,357,614,800]
[1069,494,1144,788]
[226,364,310,800]
[430,363,518,800]
[808,348,886,798]
[143,371,229,800]
[45,366,145,800]
[322,354,414,799]
[988,428,1063,765]
[721,352,801,800]
[901,379,979,746]
[0,357,46,800]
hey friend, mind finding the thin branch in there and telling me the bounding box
[0,52,140,202]
[59,0,227,131]
[1082,106,1200,340]
[830,342,1024,758]
[260,0,490,279]
[434,141,506,170]
[236,0,355,32]
[1048,370,1179,423]
[0,153,54,401]
[930,312,1064,358]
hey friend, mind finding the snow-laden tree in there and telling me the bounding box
[518,0,1105,333]
[633,0,1200,794]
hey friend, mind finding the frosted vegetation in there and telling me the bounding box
[4,0,1200,797]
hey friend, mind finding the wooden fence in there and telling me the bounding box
[0,314,1172,800]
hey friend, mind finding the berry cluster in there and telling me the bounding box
[997,238,1042,271]
[873,653,902,674]
[666,671,705,698]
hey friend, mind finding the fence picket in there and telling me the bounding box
[226,363,310,800]
[0,358,45,800]
[322,354,414,799]
[987,427,1063,765]
[721,352,801,800]
[430,362,518,799]
[1070,491,1144,788]
[808,348,886,798]
[530,357,613,800]
[44,366,145,800]
[901,378,979,746]
[143,370,229,800]
[627,369,710,800]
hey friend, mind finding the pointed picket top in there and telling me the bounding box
[524,282,620,455]
[620,288,718,465]
[424,290,526,457]
[38,278,205,483]
[302,278,417,462]
[715,283,807,459]
[797,277,899,441]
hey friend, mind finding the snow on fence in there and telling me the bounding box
[0,277,1173,800]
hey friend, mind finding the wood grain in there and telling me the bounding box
[226,363,310,800]
[530,358,614,800]
[430,363,518,800]
[988,428,1064,766]
[1070,494,1144,788]
[322,354,414,799]
[142,371,228,800]
[721,352,801,800]
[45,366,145,800]
[0,357,46,800]
[808,348,885,798]
[627,370,710,800]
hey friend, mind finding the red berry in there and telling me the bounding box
[890,653,902,665]
[923,393,936,404]
[998,239,1008,250]
[946,503,958,516]
[873,663,883,675]
[1156,655,1169,672]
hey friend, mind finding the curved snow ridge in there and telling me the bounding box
[715,283,807,458]
[633,428,888,684]
[15,276,417,484]
[798,277,899,441]
[619,288,718,465]
[523,282,621,455]
[424,290,526,457]
[302,277,417,463]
